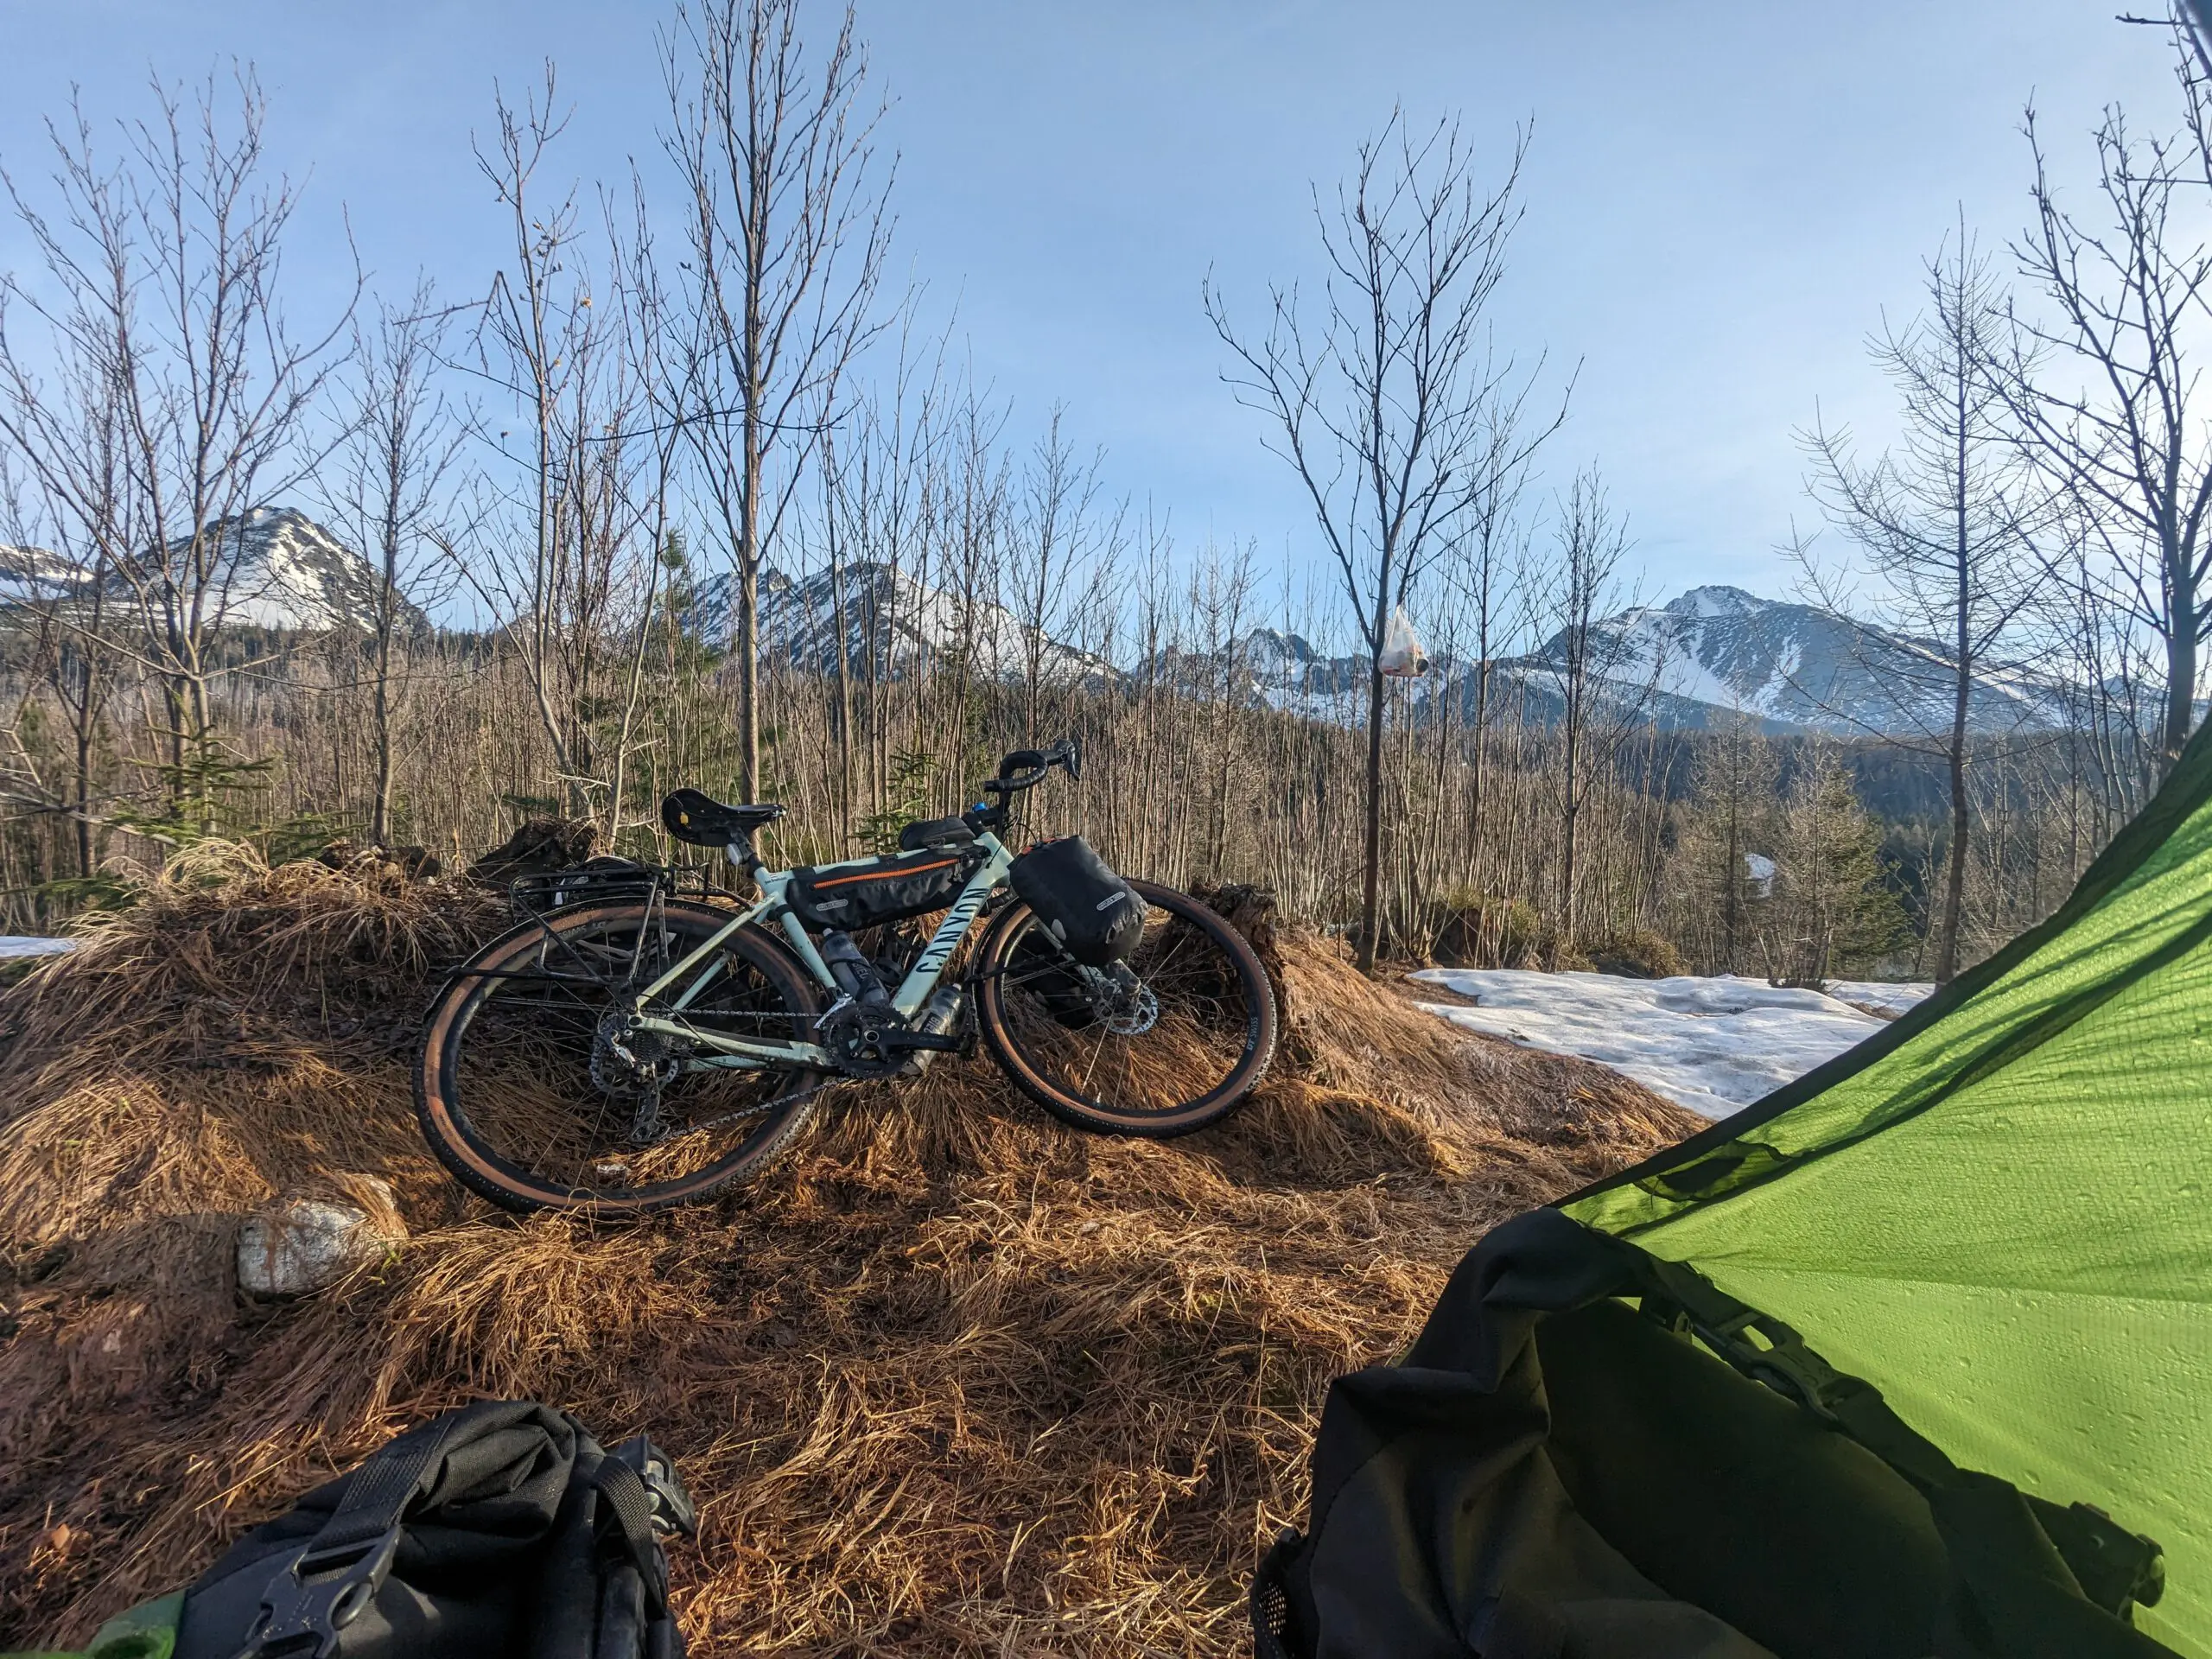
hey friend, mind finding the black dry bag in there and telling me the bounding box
[1008,836,1145,966]
[173,1399,696,1659]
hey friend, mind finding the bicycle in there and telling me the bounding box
[414,740,1279,1213]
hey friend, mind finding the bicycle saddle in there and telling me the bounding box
[661,789,786,847]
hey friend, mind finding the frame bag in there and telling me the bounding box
[173,1400,696,1659]
[788,847,980,931]
[1009,836,1146,966]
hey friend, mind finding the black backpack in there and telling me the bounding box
[173,1401,695,1659]
[1255,1208,2171,1659]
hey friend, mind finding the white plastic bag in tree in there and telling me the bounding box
[1377,605,1430,677]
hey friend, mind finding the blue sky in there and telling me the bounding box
[0,1,2190,611]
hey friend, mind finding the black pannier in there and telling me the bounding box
[1008,836,1146,966]
[789,846,981,931]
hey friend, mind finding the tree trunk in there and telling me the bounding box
[2165,543,2196,774]
[1936,420,1974,985]
[73,719,94,879]
[372,631,395,846]
[1559,796,1580,962]
[830,550,854,840]
[1722,798,1740,974]
[1936,690,1971,983]
[738,559,760,800]
[1357,652,1387,973]
[372,512,399,846]
[1559,690,1582,964]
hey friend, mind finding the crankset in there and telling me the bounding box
[816,994,968,1080]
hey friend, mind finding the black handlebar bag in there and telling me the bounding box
[174,1400,695,1659]
[1254,1208,2172,1659]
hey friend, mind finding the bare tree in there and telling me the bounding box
[1530,468,1643,956]
[2041,499,2163,826]
[664,0,893,800]
[0,322,130,878]
[1207,112,1559,972]
[464,73,664,823]
[1803,229,2044,982]
[1448,383,1549,874]
[322,280,462,845]
[2008,34,2212,770]
[1007,410,1117,742]
[0,71,355,836]
[1677,714,1778,975]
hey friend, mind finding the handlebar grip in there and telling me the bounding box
[987,749,1048,791]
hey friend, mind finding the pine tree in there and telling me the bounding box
[1675,718,1780,975]
[1765,747,1910,985]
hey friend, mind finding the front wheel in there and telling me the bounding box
[974,880,1277,1136]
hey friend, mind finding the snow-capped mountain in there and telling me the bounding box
[1219,586,2071,738]
[0,508,420,633]
[683,560,1111,686]
[1528,585,2069,736]
[0,543,94,600]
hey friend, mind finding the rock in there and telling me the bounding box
[238,1184,404,1297]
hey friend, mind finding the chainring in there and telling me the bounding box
[817,1001,910,1080]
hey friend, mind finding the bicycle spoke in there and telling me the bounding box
[435,906,818,1204]
[994,895,1262,1122]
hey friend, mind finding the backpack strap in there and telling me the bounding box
[227,1416,459,1659]
[585,1456,668,1616]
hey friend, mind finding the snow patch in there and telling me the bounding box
[1409,968,1897,1118]
[0,936,75,959]
[1823,980,1933,1020]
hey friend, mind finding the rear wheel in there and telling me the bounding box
[975,880,1277,1136]
[416,899,827,1214]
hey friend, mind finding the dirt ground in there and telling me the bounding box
[0,848,1696,1655]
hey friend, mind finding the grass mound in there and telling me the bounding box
[0,851,1697,1655]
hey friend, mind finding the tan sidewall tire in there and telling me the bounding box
[415,899,824,1214]
[976,879,1277,1137]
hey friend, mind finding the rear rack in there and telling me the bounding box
[505,860,738,921]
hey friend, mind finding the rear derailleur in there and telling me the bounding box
[590,1007,686,1143]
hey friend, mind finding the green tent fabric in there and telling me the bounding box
[1564,723,2212,1656]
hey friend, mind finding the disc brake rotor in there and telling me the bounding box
[1103,982,1160,1036]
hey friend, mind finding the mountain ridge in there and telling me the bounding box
[0,507,423,634]
[1229,582,2069,738]
[0,512,2073,737]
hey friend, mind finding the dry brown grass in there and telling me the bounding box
[0,851,1698,1656]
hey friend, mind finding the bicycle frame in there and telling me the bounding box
[625,831,1018,1072]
